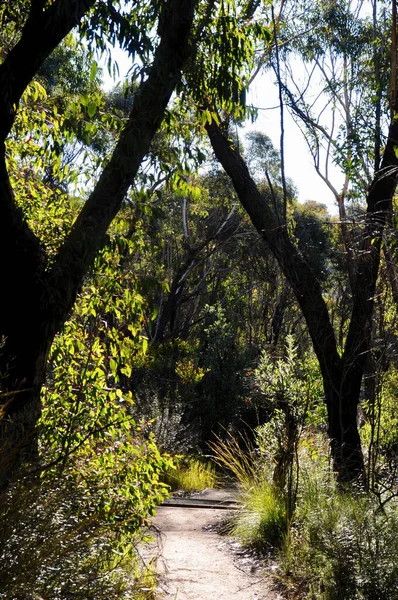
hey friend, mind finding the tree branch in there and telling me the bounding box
[47,0,197,329]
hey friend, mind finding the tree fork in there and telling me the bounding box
[204,118,391,484]
[0,0,198,486]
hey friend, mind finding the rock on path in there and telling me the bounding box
[148,489,282,600]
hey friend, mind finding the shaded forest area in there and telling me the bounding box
[0,0,398,598]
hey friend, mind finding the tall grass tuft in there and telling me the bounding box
[210,434,288,552]
[233,480,287,552]
[209,433,262,490]
[162,456,218,493]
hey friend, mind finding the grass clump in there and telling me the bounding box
[162,456,218,493]
[210,434,288,552]
[233,480,287,552]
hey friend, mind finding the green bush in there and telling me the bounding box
[0,468,159,600]
[281,446,398,600]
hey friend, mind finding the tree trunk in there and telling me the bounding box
[0,331,52,488]
[205,118,397,483]
[322,363,365,483]
[0,0,197,485]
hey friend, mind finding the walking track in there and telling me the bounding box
[147,489,284,600]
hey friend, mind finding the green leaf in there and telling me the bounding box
[87,102,97,118]
[90,61,98,83]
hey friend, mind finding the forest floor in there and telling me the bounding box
[145,488,284,600]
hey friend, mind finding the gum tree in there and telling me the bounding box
[0,0,197,485]
[194,0,397,482]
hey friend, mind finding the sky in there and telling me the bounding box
[246,70,343,214]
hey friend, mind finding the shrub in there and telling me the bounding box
[0,466,159,600]
[213,430,398,598]
[282,447,398,600]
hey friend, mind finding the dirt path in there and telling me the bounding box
[148,489,283,600]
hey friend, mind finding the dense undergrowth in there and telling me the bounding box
[211,430,398,600]
[0,467,159,600]
[210,336,398,600]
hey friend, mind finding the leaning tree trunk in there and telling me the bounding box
[205,117,397,484]
[0,0,197,487]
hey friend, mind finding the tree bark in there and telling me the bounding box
[206,118,397,483]
[0,0,197,486]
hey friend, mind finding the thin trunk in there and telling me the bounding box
[391,0,397,116]
[373,0,382,173]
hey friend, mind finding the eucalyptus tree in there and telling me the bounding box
[186,0,398,482]
[0,0,200,485]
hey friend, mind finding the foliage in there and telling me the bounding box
[283,456,398,600]
[40,225,172,524]
[253,335,323,421]
[252,335,324,499]
[127,159,290,450]
[293,200,333,282]
[1,220,173,598]
[210,433,287,552]
[127,337,209,453]
[0,469,157,600]
[193,304,249,444]
[187,0,271,122]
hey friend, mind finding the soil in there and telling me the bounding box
[146,488,284,600]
